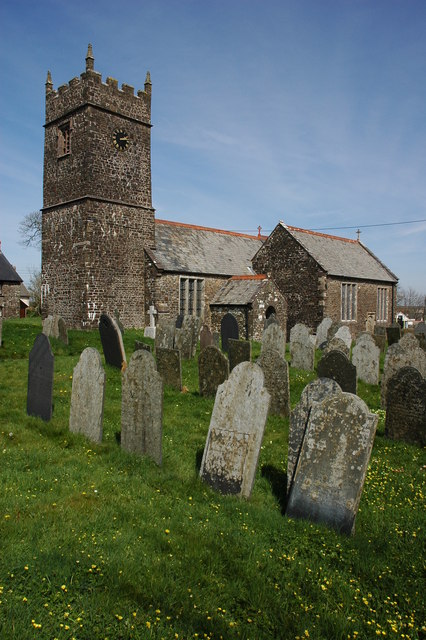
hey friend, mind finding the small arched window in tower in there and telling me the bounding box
[57,120,72,156]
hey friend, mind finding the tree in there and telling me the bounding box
[396,286,425,320]
[18,210,42,248]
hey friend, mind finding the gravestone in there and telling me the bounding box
[287,378,342,487]
[373,325,386,352]
[57,317,68,345]
[134,340,152,353]
[0,318,2,347]
[264,313,279,330]
[121,350,163,465]
[198,345,229,397]
[174,325,193,359]
[381,333,426,408]
[27,333,54,421]
[351,333,380,385]
[323,336,350,358]
[42,314,54,337]
[212,332,220,349]
[316,317,333,348]
[334,326,352,351]
[228,339,251,371]
[385,367,426,447]
[200,324,213,351]
[113,309,124,335]
[414,321,426,339]
[144,305,157,339]
[287,393,378,535]
[261,322,286,359]
[256,348,290,417]
[156,347,182,391]
[220,313,239,352]
[200,362,270,498]
[175,314,184,328]
[365,313,375,334]
[386,324,401,346]
[155,321,175,351]
[290,324,315,371]
[99,313,126,369]
[69,348,105,443]
[182,315,201,358]
[317,350,357,394]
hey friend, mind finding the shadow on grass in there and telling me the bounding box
[195,446,204,472]
[261,464,289,515]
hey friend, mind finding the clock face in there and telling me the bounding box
[113,129,129,151]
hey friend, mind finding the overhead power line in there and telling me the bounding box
[229,218,426,234]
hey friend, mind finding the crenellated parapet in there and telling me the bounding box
[45,44,151,126]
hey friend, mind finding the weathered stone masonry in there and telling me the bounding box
[42,46,154,328]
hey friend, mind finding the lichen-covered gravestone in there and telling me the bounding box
[351,333,380,385]
[256,348,290,417]
[317,350,357,394]
[290,324,315,371]
[155,321,175,351]
[323,336,350,358]
[334,326,352,351]
[156,347,182,391]
[99,313,126,369]
[386,324,401,346]
[228,339,251,371]
[381,333,426,408]
[69,348,105,443]
[315,317,333,348]
[200,324,213,351]
[220,313,239,352]
[200,362,270,498]
[198,345,229,397]
[287,378,342,487]
[287,393,378,535]
[261,322,286,359]
[121,350,163,465]
[385,366,426,447]
[27,333,54,421]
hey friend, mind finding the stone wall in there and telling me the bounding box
[211,306,248,339]
[0,283,20,318]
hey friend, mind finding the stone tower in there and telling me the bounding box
[42,45,154,328]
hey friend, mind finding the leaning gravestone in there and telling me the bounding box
[27,333,54,421]
[317,350,357,394]
[57,316,68,345]
[69,348,105,443]
[256,348,290,417]
[200,324,213,351]
[316,317,333,348]
[334,326,352,351]
[221,313,239,352]
[381,333,426,408]
[290,324,315,371]
[286,393,378,535]
[155,321,175,351]
[198,345,229,397]
[121,350,163,465]
[156,348,182,391]
[287,378,342,488]
[228,339,251,371]
[99,313,126,369]
[200,362,270,498]
[351,333,380,385]
[261,322,286,359]
[386,324,401,346]
[385,366,426,447]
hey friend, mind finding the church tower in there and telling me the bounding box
[42,45,154,328]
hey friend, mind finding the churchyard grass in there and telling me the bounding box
[0,318,424,639]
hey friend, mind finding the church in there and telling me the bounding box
[41,46,397,339]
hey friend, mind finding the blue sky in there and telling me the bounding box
[1,0,425,293]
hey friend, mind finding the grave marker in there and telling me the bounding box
[27,334,54,421]
[351,333,380,385]
[317,350,357,394]
[261,322,286,359]
[256,348,290,417]
[381,333,426,408]
[156,348,182,391]
[228,339,251,371]
[385,366,426,447]
[69,348,105,443]
[198,345,229,397]
[220,313,239,352]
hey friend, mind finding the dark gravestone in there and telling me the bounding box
[57,317,68,345]
[156,348,182,391]
[287,393,378,535]
[135,340,152,353]
[228,338,251,371]
[27,334,54,421]
[175,314,184,329]
[200,324,213,351]
[414,322,426,351]
[99,313,126,369]
[385,366,426,447]
[198,345,229,397]
[220,313,239,352]
[373,325,387,351]
[386,324,401,346]
[317,350,357,394]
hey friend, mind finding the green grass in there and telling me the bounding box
[0,318,424,640]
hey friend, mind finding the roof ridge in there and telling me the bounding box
[156,218,267,241]
[284,223,358,244]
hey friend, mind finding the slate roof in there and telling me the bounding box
[210,276,268,306]
[150,220,264,277]
[283,223,398,283]
[0,251,23,284]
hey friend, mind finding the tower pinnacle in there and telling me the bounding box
[86,44,94,71]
